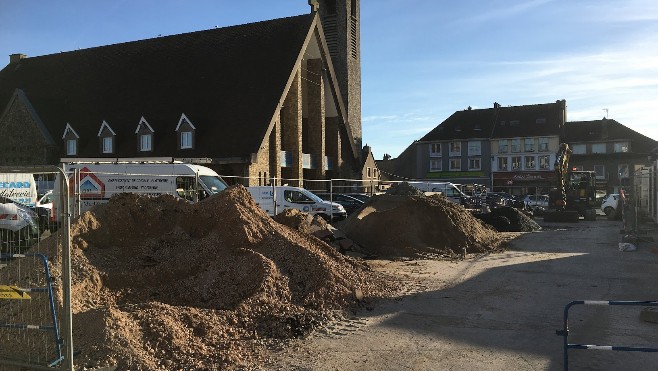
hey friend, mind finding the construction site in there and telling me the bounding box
[1,169,657,371]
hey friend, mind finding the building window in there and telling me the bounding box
[591,143,606,154]
[511,138,521,153]
[468,141,481,156]
[102,137,113,154]
[618,164,629,178]
[469,158,481,170]
[524,138,535,152]
[367,167,372,178]
[594,164,606,179]
[449,142,461,156]
[539,155,551,169]
[180,132,193,149]
[524,156,535,170]
[511,156,522,170]
[140,134,152,152]
[66,139,77,155]
[430,159,442,172]
[614,142,629,153]
[497,157,508,171]
[449,158,461,171]
[498,139,508,153]
[538,138,549,152]
[571,144,586,154]
[430,143,441,156]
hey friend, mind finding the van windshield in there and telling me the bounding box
[199,176,228,194]
[304,190,324,203]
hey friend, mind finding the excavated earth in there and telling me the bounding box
[1,183,517,370]
[340,193,507,259]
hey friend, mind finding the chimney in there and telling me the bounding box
[308,0,319,12]
[493,102,501,109]
[9,53,27,64]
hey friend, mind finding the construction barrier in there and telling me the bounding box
[556,300,658,371]
[0,166,73,371]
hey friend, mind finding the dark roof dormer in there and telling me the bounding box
[135,116,155,152]
[175,113,196,150]
[62,123,80,156]
[97,120,116,155]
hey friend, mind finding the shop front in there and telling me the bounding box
[492,171,556,196]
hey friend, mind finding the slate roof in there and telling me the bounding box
[565,119,657,152]
[0,14,316,159]
[420,101,565,142]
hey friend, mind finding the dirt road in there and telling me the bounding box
[264,218,658,370]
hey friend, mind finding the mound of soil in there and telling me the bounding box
[385,182,425,196]
[1,185,397,370]
[476,207,541,232]
[273,208,329,235]
[340,194,504,258]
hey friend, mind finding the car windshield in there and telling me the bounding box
[199,175,228,194]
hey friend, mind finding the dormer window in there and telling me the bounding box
[175,113,196,150]
[102,137,113,153]
[135,117,155,152]
[97,120,116,155]
[67,139,77,155]
[180,132,192,149]
[62,123,80,156]
[140,134,152,151]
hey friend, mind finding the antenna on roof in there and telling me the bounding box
[603,108,608,118]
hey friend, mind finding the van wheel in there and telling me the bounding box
[603,207,614,216]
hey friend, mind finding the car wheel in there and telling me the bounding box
[603,206,614,216]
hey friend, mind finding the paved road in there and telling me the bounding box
[267,218,658,370]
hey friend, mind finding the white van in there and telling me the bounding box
[0,173,38,207]
[408,181,467,204]
[54,159,228,220]
[246,186,346,221]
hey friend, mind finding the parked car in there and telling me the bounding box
[601,194,620,217]
[344,193,371,203]
[0,196,39,251]
[485,192,514,208]
[315,193,365,215]
[523,194,550,214]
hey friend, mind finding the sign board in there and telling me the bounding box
[0,285,31,299]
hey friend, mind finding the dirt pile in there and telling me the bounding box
[2,185,397,370]
[340,194,505,258]
[385,182,425,196]
[475,207,542,232]
[273,208,329,235]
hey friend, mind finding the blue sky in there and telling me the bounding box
[1,0,657,158]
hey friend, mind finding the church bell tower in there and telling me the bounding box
[312,0,362,152]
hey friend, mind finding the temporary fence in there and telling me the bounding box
[631,162,658,223]
[0,166,73,370]
[556,300,658,371]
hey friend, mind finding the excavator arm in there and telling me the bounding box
[553,143,572,210]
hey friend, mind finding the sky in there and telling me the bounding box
[1,0,657,159]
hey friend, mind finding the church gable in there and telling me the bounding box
[0,90,57,165]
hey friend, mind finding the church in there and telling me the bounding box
[0,1,378,188]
